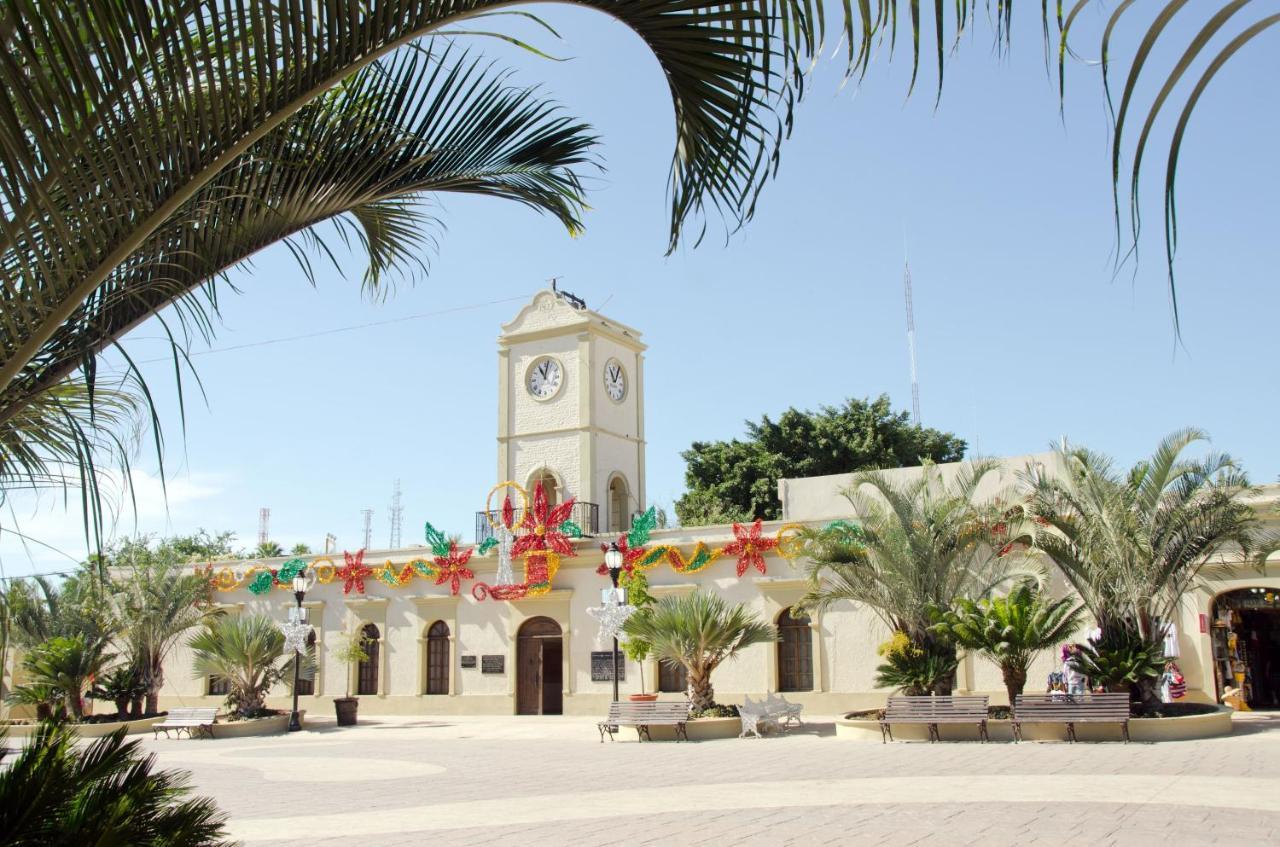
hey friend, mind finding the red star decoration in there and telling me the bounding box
[512,482,577,558]
[338,549,373,595]
[723,520,778,577]
[433,542,476,596]
[595,535,647,578]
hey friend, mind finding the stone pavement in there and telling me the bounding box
[136,712,1280,846]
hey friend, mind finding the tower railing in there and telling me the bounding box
[474,501,599,545]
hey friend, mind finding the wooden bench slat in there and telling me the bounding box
[1012,693,1131,743]
[879,696,990,744]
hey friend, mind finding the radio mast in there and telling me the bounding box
[903,262,921,426]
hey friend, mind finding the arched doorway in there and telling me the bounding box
[1210,588,1280,708]
[425,621,450,695]
[516,616,563,715]
[608,475,629,532]
[356,623,380,696]
[529,469,559,507]
[777,607,814,692]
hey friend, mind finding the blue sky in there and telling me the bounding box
[2,7,1276,576]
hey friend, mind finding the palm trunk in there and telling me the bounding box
[145,691,159,715]
[114,697,129,720]
[128,696,143,719]
[688,666,714,712]
[1001,664,1027,707]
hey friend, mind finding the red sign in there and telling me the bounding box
[1199,613,1208,633]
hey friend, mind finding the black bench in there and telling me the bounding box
[598,701,691,742]
[879,695,990,743]
[1013,692,1131,742]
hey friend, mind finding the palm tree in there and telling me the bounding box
[1023,429,1274,707]
[290,543,313,556]
[931,583,1084,706]
[797,460,1036,694]
[13,635,114,721]
[622,591,775,712]
[254,541,285,559]
[0,2,826,544]
[188,615,288,719]
[0,726,232,845]
[114,561,215,715]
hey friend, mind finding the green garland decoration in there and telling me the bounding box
[477,537,499,555]
[627,506,657,548]
[637,547,668,568]
[560,520,583,539]
[424,521,451,557]
[247,570,275,595]
[410,558,438,579]
[277,558,305,583]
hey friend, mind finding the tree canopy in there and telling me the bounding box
[675,396,966,525]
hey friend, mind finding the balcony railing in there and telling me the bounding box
[475,501,599,545]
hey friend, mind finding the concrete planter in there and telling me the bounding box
[210,711,303,739]
[1,715,164,739]
[835,706,1234,743]
[644,716,741,742]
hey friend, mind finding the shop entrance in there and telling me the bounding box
[516,616,563,715]
[1211,588,1280,709]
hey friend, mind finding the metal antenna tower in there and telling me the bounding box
[324,533,337,554]
[388,479,403,549]
[258,508,270,545]
[903,262,921,426]
[360,509,373,550]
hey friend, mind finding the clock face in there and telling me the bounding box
[603,358,626,402]
[526,356,563,399]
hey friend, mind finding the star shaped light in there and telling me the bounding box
[337,549,373,595]
[280,620,313,654]
[587,600,637,645]
[723,519,778,577]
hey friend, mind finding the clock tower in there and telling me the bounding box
[497,288,646,533]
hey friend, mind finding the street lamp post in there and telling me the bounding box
[288,568,309,733]
[602,542,625,703]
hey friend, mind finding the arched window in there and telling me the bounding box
[356,623,380,696]
[295,630,318,696]
[608,475,629,532]
[426,621,450,695]
[777,608,813,692]
[530,470,559,507]
[658,660,688,695]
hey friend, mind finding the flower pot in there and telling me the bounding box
[629,693,659,703]
[334,697,359,726]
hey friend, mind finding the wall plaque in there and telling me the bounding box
[460,655,477,669]
[590,650,624,682]
[481,654,505,674]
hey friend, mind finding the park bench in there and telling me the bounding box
[598,701,691,742]
[739,694,805,738]
[1013,692,1131,743]
[765,692,804,727]
[879,695,990,743]
[152,707,217,740]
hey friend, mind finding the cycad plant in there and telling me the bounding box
[622,591,776,712]
[1024,429,1274,707]
[0,726,232,846]
[12,635,114,721]
[797,460,1036,694]
[874,632,958,697]
[89,665,148,721]
[188,615,288,719]
[931,583,1084,705]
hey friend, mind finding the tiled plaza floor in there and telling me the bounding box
[136,712,1280,846]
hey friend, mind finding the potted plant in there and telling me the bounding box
[620,568,658,702]
[332,631,369,726]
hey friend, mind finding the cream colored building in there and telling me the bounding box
[150,289,1280,717]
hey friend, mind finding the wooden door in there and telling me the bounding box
[541,640,563,715]
[516,637,542,715]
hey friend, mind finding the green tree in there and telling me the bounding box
[0,726,232,845]
[797,460,1033,694]
[253,541,284,559]
[622,591,776,712]
[931,583,1084,705]
[290,543,313,556]
[13,635,114,721]
[676,396,966,526]
[188,615,289,719]
[0,1,819,549]
[1024,429,1276,708]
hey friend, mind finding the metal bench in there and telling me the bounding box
[1013,692,1131,743]
[879,695,990,743]
[152,707,218,739]
[598,701,691,742]
[764,692,804,727]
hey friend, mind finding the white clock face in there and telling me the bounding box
[526,356,563,399]
[603,359,626,402]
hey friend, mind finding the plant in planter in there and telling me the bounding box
[873,631,958,696]
[89,665,148,721]
[188,615,288,720]
[13,634,114,721]
[332,631,370,726]
[622,590,775,713]
[619,568,658,701]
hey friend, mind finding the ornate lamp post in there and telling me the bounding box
[283,567,315,733]
[602,542,625,703]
